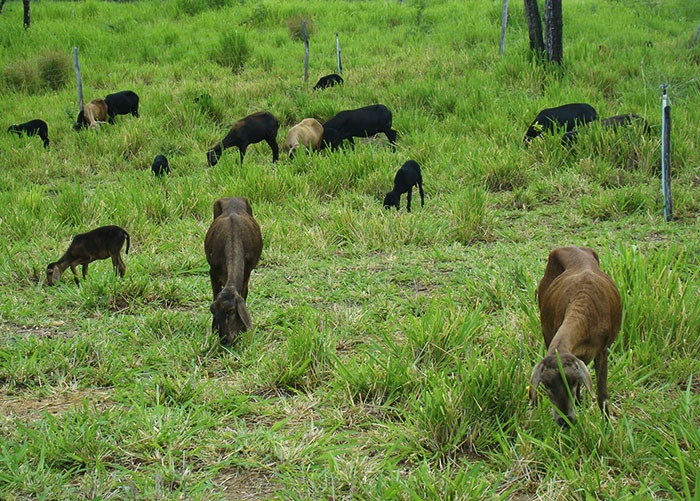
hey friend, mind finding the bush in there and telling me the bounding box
[213,32,250,73]
[285,14,316,42]
[37,51,71,91]
[3,60,41,93]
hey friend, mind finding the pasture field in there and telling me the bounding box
[1,0,700,498]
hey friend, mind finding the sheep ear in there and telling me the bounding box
[575,359,594,395]
[236,296,253,331]
[529,362,543,404]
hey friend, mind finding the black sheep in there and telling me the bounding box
[7,119,49,148]
[383,160,425,212]
[561,113,650,146]
[313,73,344,90]
[151,154,170,176]
[321,104,397,151]
[104,90,140,124]
[523,103,597,145]
[207,111,279,166]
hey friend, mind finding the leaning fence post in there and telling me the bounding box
[499,0,509,55]
[73,47,83,112]
[661,84,673,222]
[336,32,342,74]
[303,20,309,83]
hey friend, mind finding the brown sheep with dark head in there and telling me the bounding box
[204,197,263,346]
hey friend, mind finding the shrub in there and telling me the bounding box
[285,14,316,42]
[3,60,41,93]
[37,51,71,91]
[213,32,250,73]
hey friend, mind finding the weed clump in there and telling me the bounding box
[213,32,250,73]
[285,14,316,41]
[3,60,41,93]
[37,51,71,91]
[3,52,70,93]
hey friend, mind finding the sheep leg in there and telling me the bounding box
[71,264,81,285]
[406,188,413,213]
[418,182,425,207]
[112,253,126,277]
[266,137,279,163]
[594,349,611,416]
[82,263,89,278]
[386,128,397,143]
[238,145,247,164]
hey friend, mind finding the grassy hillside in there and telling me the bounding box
[1,0,699,498]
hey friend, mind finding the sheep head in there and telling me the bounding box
[46,263,61,286]
[206,148,221,167]
[530,351,593,427]
[383,192,399,210]
[210,288,252,346]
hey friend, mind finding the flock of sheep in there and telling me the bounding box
[8,73,640,426]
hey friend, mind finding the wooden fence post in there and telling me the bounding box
[302,20,309,83]
[74,47,84,112]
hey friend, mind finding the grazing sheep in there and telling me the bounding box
[561,113,650,145]
[104,90,140,124]
[530,246,622,426]
[523,103,598,144]
[7,119,49,148]
[321,104,397,151]
[283,118,324,158]
[204,198,263,346]
[383,160,425,212]
[75,99,109,130]
[212,197,254,220]
[151,154,170,176]
[207,111,279,166]
[313,73,344,90]
[600,113,650,134]
[46,225,130,285]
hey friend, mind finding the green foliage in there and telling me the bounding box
[3,59,41,93]
[285,14,316,42]
[37,51,71,91]
[213,31,250,73]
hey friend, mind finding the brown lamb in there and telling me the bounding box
[46,225,130,285]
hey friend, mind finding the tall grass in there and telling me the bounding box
[0,0,699,498]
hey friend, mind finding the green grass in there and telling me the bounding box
[1,0,700,498]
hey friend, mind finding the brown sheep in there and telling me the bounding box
[283,118,324,158]
[204,198,263,346]
[75,99,109,130]
[530,246,622,426]
[46,225,130,285]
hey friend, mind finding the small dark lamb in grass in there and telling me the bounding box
[383,160,425,212]
[7,119,50,148]
[313,73,344,90]
[204,197,263,346]
[46,225,130,285]
[151,154,170,176]
[206,111,279,166]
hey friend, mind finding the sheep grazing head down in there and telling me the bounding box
[210,288,252,346]
[530,351,593,427]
